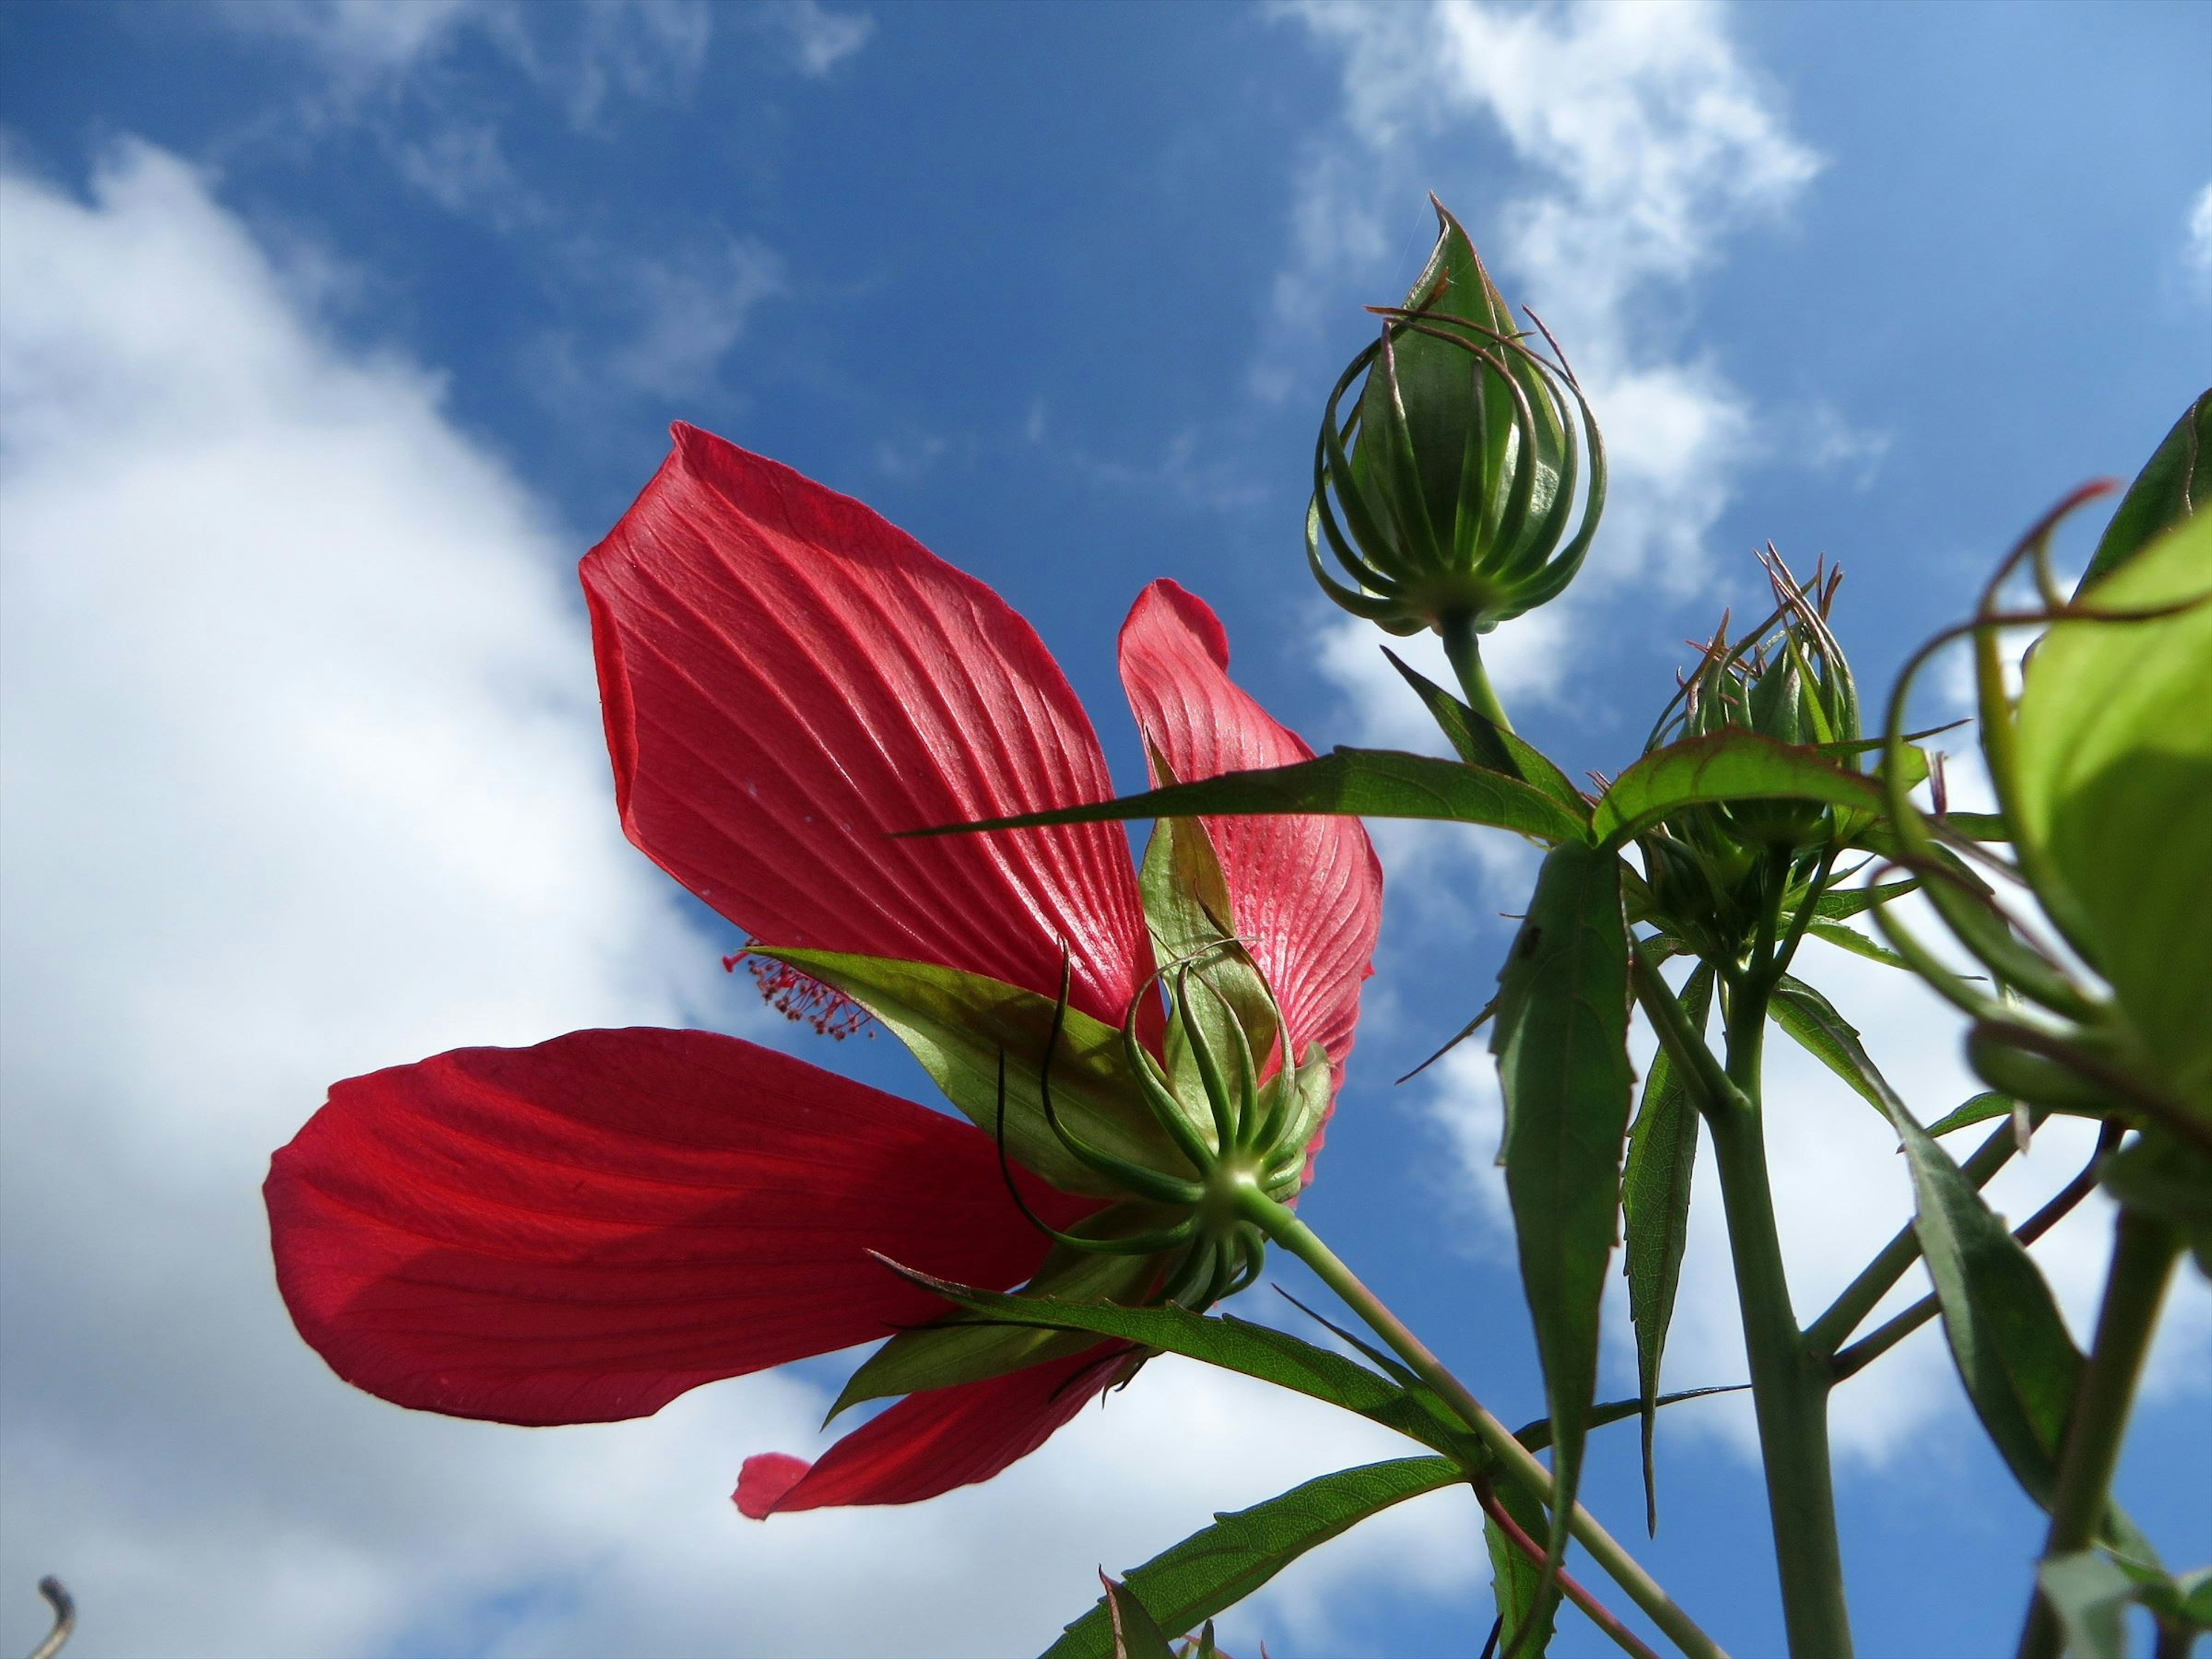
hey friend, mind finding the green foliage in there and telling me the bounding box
[1622,962,1715,1534]
[929,745,1588,844]
[2080,389,2210,590]
[1380,647,1589,815]
[1491,841,1635,1574]
[1591,729,1884,851]
[2013,510,2212,1123]
[1047,1460,1464,1659]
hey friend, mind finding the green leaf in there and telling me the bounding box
[1045,1459,1464,1659]
[1622,962,1715,1535]
[1924,1092,2018,1138]
[914,747,1589,845]
[1485,1474,1562,1658]
[830,1244,1157,1418]
[888,1270,1471,1456]
[1380,647,1589,817]
[1812,876,1919,921]
[1805,918,1911,970]
[2080,390,2211,591]
[1883,1090,2088,1514]
[1590,729,1885,851]
[1099,1573,1179,1659]
[1137,813,1284,1118]
[1491,841,1635,1573]
[2035,1552,2137,1659]
[2016,510,2212,1123]
[1769,972,1897,1118]
[753,948,1191,1198]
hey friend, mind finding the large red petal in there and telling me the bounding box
[266,1027,1089,1426]
[735,1344,1131,1516]
[1117,581,1382,1116]
[583,426,1149,1027]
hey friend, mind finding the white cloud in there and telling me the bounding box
[529,233,786,403]
[0,141,1472,1657]
[213,0,479,77]
[2186,181,2212,280]
[770,0,876,77]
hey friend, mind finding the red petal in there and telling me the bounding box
[266,1027,1090,1426]
[583,426,1149,1027]
[738,1345,1131,1516]
[1117,581,1382,1108]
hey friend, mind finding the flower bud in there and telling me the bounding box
[1308,198,1605,642]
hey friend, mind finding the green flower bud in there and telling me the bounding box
[1308,198,1605,643]
[1638,552,1861,960]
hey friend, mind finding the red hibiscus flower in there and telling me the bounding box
[264,425,1381,1517]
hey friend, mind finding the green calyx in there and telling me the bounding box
[1637,551,1862,963]
[1308,196,1605,641]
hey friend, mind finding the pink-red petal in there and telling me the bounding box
[583,426,1150,1027]
[266,1027,1089,1427]
[734,1344,1132,1516]
[1116,580,1382,1103]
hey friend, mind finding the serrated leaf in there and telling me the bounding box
[2080,390,2210,591]
[1590,729,1886,850]
[1805,918,1911,971]
[1046,1460,1464,1659]
[1883,1089,2090,1516]
[1769,972,1896,1118]
[755,947,1191,1197]
[1380,647,1588,817]
[1812,876,1919,920]
[1491,841,1635,1573]
[1622,961,1715,1534]
[1099,1573,1179,1659]
[917,747,1589,845]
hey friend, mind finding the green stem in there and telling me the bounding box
[1442,611,1515,733]
[2015,1209,2181,1659]
[1711,974,1855,1658]
[1238,1188,1730,1659]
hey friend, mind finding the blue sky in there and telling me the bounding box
[2,3,2208,1656]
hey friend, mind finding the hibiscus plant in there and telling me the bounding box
[265,200,2211,1657]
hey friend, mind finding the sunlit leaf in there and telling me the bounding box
[1590,729,1884,851]
[2079,390,2210,590]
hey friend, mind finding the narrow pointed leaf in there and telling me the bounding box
[917,748,1588,845]
[1813,877,1919,920]
[1621,963,1714,1533]
[887,1269,1471,1456]
[1046,1459,1464,1659]
[1491,842,1635,1573]
[1881,1086,2092,1516]
[1590,730,1884,850]
[1923,1092,2018,1138]
[753,948,1190,1198]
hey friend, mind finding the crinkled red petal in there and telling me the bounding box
[1116,581,1382,1150]
[582,425,1150,1027]
[266,1027,1090,1426]
[736,1343,1131,1516]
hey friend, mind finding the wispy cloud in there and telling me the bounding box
[2186,180,2212,283]
[770,0,876,77]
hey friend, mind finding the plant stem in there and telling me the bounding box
[2014,1209,2181,1659]
[1442,611,1516,733]
[1474,1476,1665,1659]
[1710,961,1855,1657]
[1238,1188,1730,1659]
